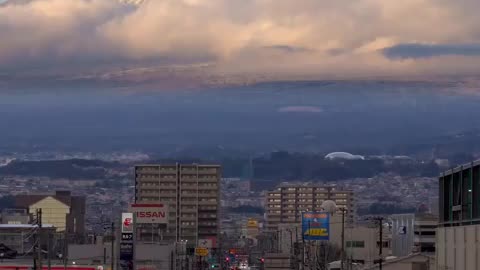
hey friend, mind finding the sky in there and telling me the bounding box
[2,0,480,78]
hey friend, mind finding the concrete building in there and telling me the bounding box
[390,213,437,257]
[134,164,221,247]
[344,224,392,267]
[0,224,56,254]
[275,217,391,268]
[265,184,354,230]
[14,191,85,240]
[437,160,480,270]
[0,208,30,224]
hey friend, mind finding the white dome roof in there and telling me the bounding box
[325,152,365,160]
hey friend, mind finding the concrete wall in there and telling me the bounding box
[437,224,480,270]
[367,254,433,270]
[264,253,291,270]
[344,225,392,268]
[69,244,110,265]
[68,243,174,270]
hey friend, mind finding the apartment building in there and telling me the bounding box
[265,184,354,230]
[134,164,221,247]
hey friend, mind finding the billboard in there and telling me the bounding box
[122,213,133,233]
[130,204,168,224]
[302,212,330,241]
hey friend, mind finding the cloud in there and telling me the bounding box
[1,0,480,76]
[277,106,323,113]
[263,45,313,54]
[383,43,480,59]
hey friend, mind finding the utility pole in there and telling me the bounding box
[111,222,115,270]
[33,210,38,270]
[379,218,383,270]
[340,208,346,270]
[47,232,52,270]
[371,217,384,270]
[301,231,305,270]
[38,209,43,270]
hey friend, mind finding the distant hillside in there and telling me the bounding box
[0,159,122,179]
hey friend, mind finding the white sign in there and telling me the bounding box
[122,213,133,233]
[130,204,168,224]
[397,226,406,235]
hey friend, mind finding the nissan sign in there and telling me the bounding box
[130,204,168,224]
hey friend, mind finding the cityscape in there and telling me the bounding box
[0,149,456,270]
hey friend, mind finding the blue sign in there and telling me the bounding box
[302,211,330,241]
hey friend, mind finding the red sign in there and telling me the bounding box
[137,211,166,218]
[122,213,133,233]
[130,204,168,224]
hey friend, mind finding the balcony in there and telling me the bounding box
[180,193,198,198]
[181,185,198,190]
[159,177,177,183]
[198,214,217,219]
[198,229,217,235]
[198,185,217,190]
[137,186,159,192]
[181,178,198,183]
[199,200,218,206]
[198,177,218,183]
[136,167,159,173]
[198,222,217,228]
[198,169,218,175]
[180,169,197,174]
[180,223,197,229]
[181,208,197,213]
[137,177,161,183]
[181,201,198,206]
[198,193,217,198]
[159,168,177,174]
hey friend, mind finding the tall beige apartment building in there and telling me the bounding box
[265,184,355,230]
[134,164,221,247]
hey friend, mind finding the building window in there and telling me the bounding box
[346,241,365,248]
[376,241,389,248]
